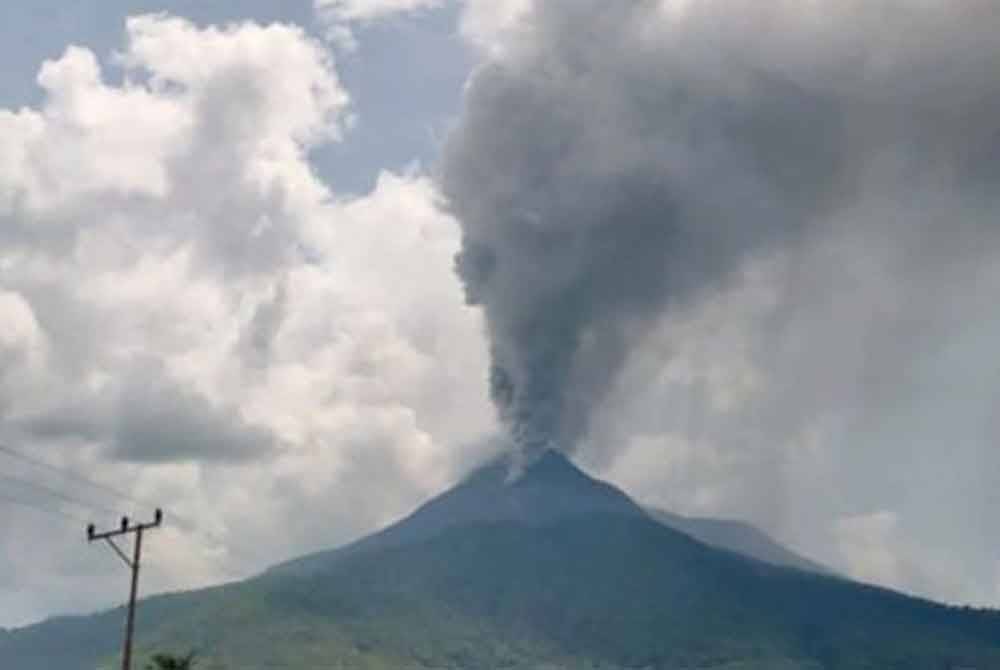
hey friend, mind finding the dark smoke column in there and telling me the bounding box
[438,0,826,460]
[441,0,1000,461]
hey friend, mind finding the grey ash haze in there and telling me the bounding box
[442,0,1000,462]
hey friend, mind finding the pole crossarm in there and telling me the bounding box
[87,508,163,670]
[87,509,164,542]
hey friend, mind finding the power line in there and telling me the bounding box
[0,443,258,569]
[0,443,209,532]
[0,473,121,517]
[0,491,90,523]
[0,443,154,510]
[0,443,233,526]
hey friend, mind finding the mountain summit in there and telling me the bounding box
[274,450,643,576]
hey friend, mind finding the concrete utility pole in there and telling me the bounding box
[88,509,163,670]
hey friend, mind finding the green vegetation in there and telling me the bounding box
[4,515,1000,669]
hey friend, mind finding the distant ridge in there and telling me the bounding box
[648,508,834,575]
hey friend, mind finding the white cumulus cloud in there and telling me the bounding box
[0,12,493,627]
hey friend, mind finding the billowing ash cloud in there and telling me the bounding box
[440,0,1000,458]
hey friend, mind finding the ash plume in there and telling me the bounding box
[440,0,1000,459]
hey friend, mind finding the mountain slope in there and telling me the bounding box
[4,453,1000,670]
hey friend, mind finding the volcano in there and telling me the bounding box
[4,452,1000,669]
[274,451,828,578]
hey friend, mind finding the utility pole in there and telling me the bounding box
[88,509,163,670]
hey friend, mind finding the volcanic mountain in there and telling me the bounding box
[273,451,829,578]
[3,452,1000,669]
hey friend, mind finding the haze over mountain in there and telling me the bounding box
[3,452,998,670]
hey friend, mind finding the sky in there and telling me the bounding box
[1,0,999,628]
